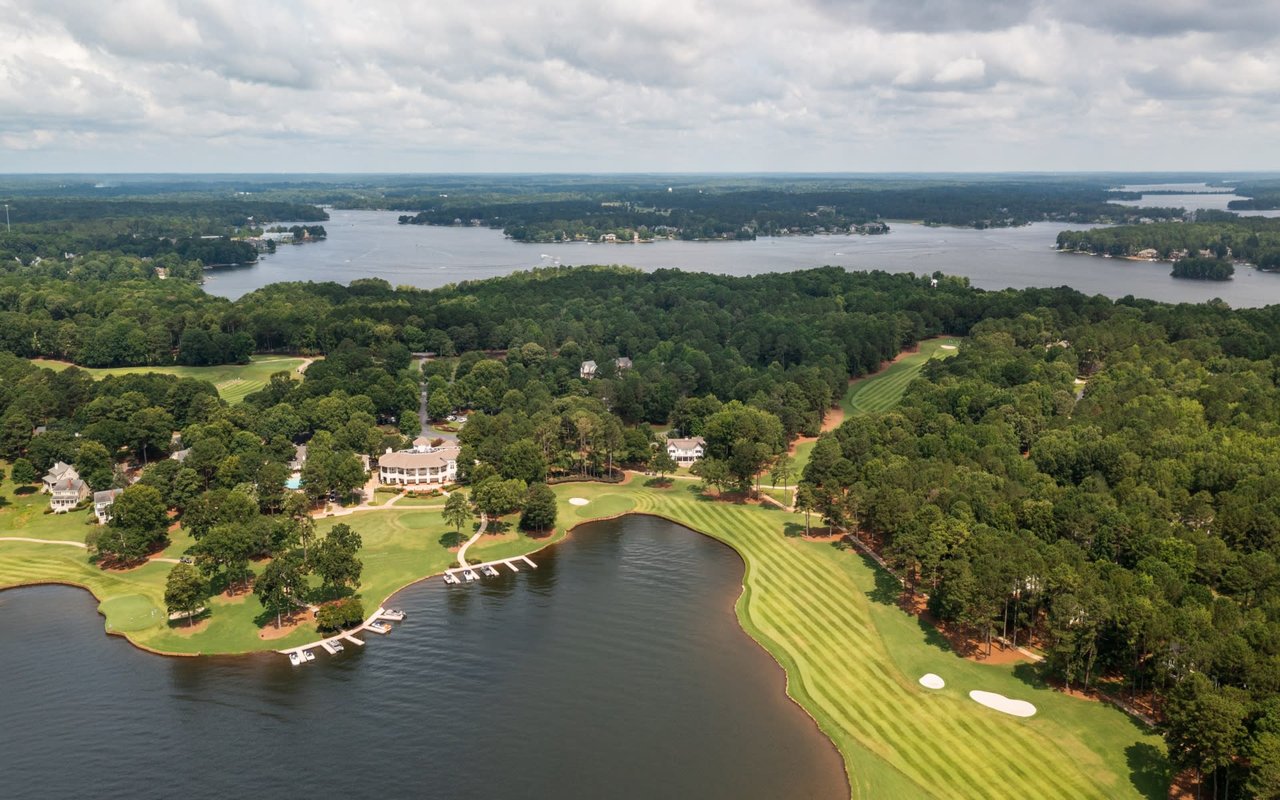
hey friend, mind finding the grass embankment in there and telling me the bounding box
[28,355,307,404]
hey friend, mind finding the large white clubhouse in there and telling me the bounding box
[378,437,460,486]
[666,436,706,465]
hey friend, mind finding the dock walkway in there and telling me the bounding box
[444,554,536,583]
[278,605,400,662]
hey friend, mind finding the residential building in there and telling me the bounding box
[287,444,307,472]
[50,478,89,513]
[666,436,706,465]
[93,489,124,524]
[170,448,191,463]
[580,360,598,379]
[378,445,461,486]
[42,461,79,493]
[614,356,633,371]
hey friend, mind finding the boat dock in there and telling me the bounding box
[444,555,536,584]
[278,606,401,663]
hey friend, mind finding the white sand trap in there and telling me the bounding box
[919,673,945,690]
[969,690,1036,717]
[940,345,957,350]
[568,497,590,506]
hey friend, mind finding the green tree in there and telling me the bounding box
[93,484,169,564]
[649,447,677,481]
[443,490,471,533]
[254,550,307,628]
[520,483,557,532]
[795,484,816,535]
[769,454,795,504]
[163,563,207,626]
[427,390,453,422]
[1163,673,1247,798]
[10,457,38,486]
[500,438,547,484]
[313,523,363,594]
[75,440,115,491]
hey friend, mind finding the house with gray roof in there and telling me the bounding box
[42,461,79,494]
[93,489,124,524]
[50,478,89,513]
[666,436,706,465]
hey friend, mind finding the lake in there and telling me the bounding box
[204,208,1280,307]
[1110,182,1280,218]
[0,516,847,800]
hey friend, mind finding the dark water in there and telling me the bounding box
[203,208,1280,307]
[0,517,846,800]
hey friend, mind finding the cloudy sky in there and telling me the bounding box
[2,0,1278,172]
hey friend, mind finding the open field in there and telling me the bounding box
[841,338,959,417]
[28,355,307,403]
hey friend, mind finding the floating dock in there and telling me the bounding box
[444,556,537,584]
[279,607,399,663]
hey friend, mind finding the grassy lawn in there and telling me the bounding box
[28,355,306,404]
[841,338,959,417]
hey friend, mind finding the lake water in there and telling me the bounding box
[205,208,1280,307]
[0,516,847,800]
[1110,182,1280,218]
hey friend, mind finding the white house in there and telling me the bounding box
[93,489,124,524]
[49,478,89,513]
[42,461,79,493]
[378,445,460,486]
[666,436,706,465]
[581,357,631,379]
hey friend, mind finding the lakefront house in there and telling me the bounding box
[378,444,461,486]
[666,436,706,465]
[49,477,89,513]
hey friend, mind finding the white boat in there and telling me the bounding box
[464,569,478,581]
[331,641,344,653]
[289,652,302,666]
[302,650,316,662]
[482,565,499,577]
[380,609,406,621]
[366,621,392,634]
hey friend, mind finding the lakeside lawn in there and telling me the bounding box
[28,355,307,404]
[841,337,959,417]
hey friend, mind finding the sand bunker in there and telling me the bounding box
[969,690,1036,717]
[940,345,957,350]
[919,674,945,690]
[568,498,590,506]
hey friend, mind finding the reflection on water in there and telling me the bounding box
[0,516,847,800]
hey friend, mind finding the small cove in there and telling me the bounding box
[0,515,848,800]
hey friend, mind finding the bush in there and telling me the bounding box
[316,597,365,632]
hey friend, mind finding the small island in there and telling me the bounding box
[1170,256,1234,280]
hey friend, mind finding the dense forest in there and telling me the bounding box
[395,182,1186,241]
[1229,180,1280,212]
[1057,216,1280,270]
[0,197,326,265]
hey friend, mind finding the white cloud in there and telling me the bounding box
[0,0,1277,171]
